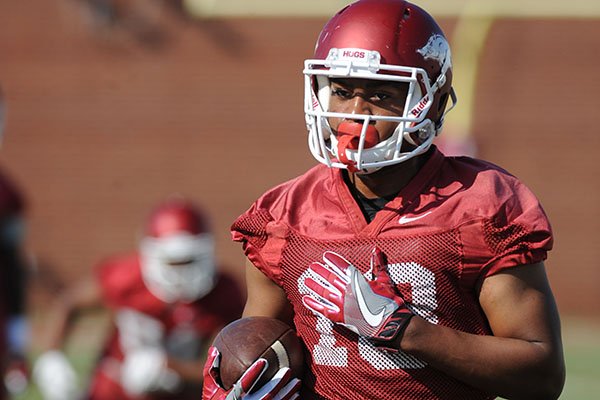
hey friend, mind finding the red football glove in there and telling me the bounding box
[202,346,301,400]
[302,247,413,347]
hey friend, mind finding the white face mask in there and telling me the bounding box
[304,47,455,174]
[139,233,216,303]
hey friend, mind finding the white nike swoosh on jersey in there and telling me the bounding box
[398,211,433,225]
[352,270,385,327]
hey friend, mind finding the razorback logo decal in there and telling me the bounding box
[417,34,450,67]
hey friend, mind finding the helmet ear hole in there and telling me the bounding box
[437,92,449,114]
[435,91,450,125]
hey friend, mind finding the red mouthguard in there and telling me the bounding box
[336,122,379,166]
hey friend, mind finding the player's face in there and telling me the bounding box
[327,78,409,142]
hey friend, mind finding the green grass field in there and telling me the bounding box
[558,318,600,399]
[14,316,600,399]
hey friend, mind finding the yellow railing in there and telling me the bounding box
[181,0,600,18]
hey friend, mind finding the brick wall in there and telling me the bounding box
[1,1,598,317]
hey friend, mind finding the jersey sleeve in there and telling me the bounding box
[231,202,289,286]
[95,258,119,308]
[95,254,138,309]
[461,177,553,282]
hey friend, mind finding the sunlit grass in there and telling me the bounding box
[14,315,600,399]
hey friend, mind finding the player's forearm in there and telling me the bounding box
[398,317,565,400]
[41,280,103,350]
[39,297,78,350]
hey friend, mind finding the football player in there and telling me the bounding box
[33,198,244,400]
[0,85,31,398]
[204,0,566,399]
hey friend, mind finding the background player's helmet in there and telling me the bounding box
[304,0,456,173]
[139,198,216,303]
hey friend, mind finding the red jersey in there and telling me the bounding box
[88,252,243,400]
[231,148,552,400]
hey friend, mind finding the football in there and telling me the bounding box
[212,316,305,391]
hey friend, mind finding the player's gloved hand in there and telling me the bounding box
[4,315,31,395]
[4,352,30,395]
[121,347,182,396]
[302,247,413,347]
[202,346,301,400]
[32,350,79,400]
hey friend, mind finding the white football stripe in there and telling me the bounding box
[271,340,290,368]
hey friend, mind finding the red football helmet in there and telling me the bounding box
[304,0,456,173]
[139,198,216,303]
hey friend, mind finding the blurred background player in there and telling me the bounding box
[0,84,32,398]
[33,197,244,400]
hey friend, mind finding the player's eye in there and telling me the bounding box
[331,87,352,99]
[372,92,391,101]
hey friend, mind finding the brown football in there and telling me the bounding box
[212,316,305,391]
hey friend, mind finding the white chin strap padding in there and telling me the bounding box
[316,76,330,111]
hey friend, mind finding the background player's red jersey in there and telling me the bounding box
[88,252,243,400]
[232,148,552,400]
